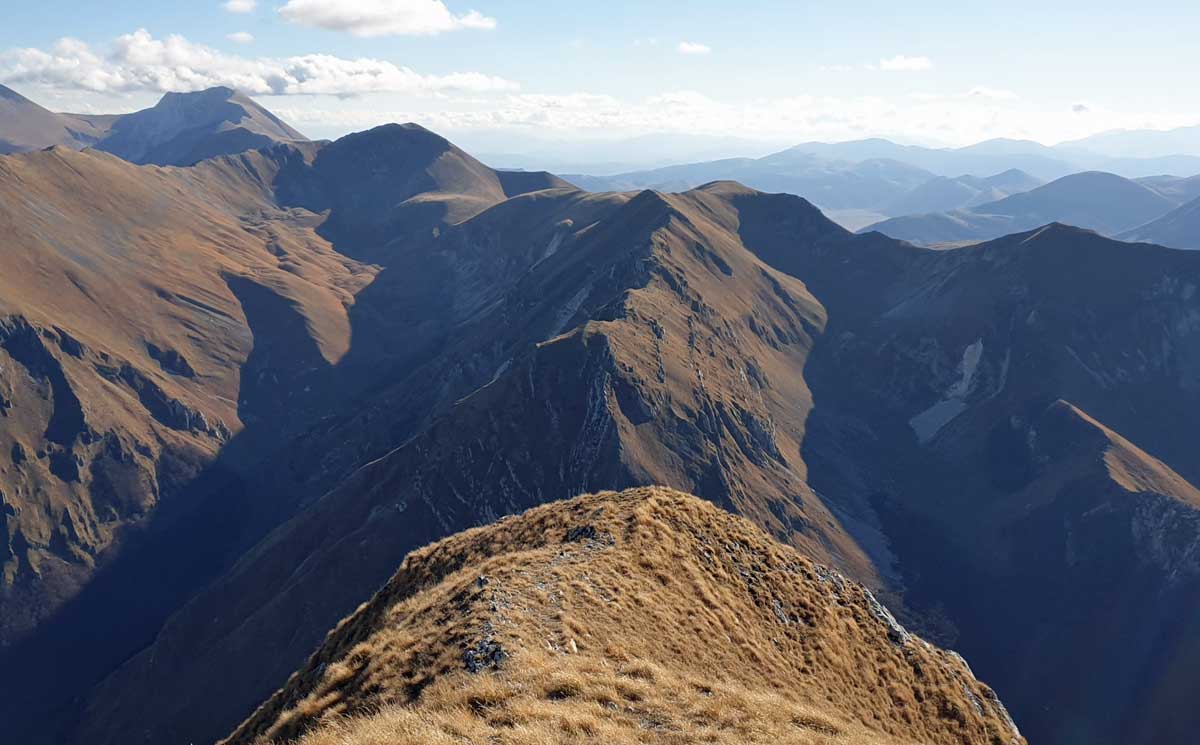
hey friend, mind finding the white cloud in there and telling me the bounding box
[223,0,257,13]
[677,41,712,55]
[278,0,496,37]
[1072,102,1091,114]
[227,31,255,44]
[878,55,933,72]
[0,30,517,96]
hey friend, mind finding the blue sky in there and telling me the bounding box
[2,0,1197,158]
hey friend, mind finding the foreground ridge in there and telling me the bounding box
[224,487,1022,745]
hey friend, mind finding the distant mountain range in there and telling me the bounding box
[563,134,1200,235]
[882,168,1046,216]
[564,150,937,211]
[0,84,306,165]
[865,171,1183,245]
[1061,124,1200,160]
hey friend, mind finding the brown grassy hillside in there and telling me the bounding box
[224,488,1022,745]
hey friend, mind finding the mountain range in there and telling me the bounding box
[564,136,1200,233]
[881,168,1046,216]
[2,85,1200,745]
[865,171,1184,245]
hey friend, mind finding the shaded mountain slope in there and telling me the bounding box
[866,171,1177,245]
[0,123,568,692]
[774,223,1200,745]
[878,399,1200,745]
[222,488,1022,745]
[0,145,376,645]
[1120,195,1200,249]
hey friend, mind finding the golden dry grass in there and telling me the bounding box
[223,488,1022,745]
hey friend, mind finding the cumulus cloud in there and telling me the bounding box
[278,0,496,37]
[1072,102,1091,113]
[878,55,933,72]
[0,29,517,96]
[227,31,255,44]
[223,0,257,13]
[677,41,712,55]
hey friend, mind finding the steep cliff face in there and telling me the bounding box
[221,488,1023,745]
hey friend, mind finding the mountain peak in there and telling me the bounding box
[159,85,238,101]
[0,83,306,165]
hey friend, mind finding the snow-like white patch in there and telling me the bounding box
[531,220,573,271]
[909,399,969,444]
[549,283,592,337]
[909,338,983,444]
[487,358,512,386]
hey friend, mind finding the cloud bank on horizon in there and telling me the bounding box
[0,0,1196,150]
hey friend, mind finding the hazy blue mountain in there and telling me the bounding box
[1120,195,1200,249]
[783,137,1078,180]
[473,131,789,175]
[562,152,935,210]
[866,171,1177,245]
[1059,125,1200,159]
[883,168,1044,216]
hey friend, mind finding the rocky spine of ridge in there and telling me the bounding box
[222,488,1023,745]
